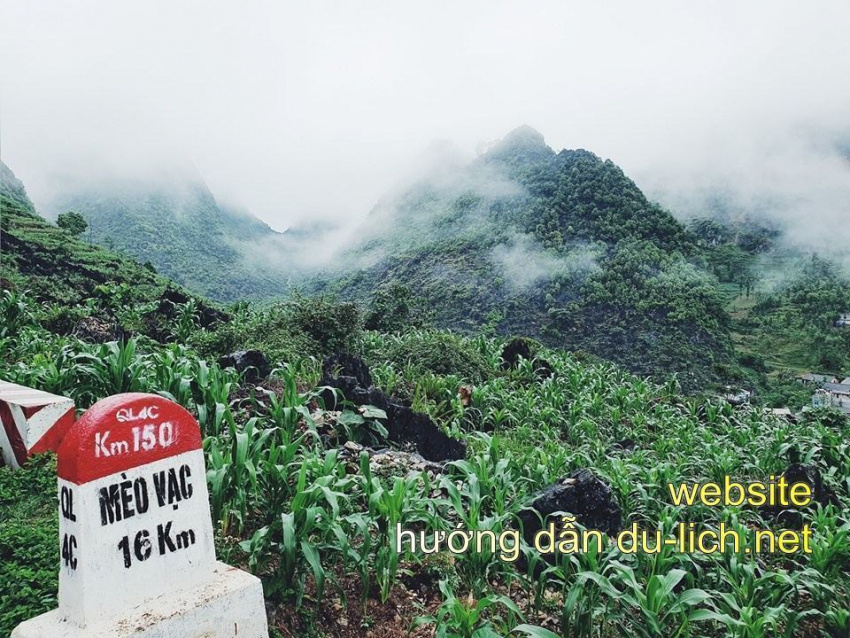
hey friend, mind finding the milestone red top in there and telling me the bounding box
[58,393,202,485]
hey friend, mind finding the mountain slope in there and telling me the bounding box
[49,172,292,302]
[0,162,33,213]
[1,162,163,304]
[1,161,227,342]
[317,127,733,388]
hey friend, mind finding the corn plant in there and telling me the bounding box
[806,507,850,578]
[241,451,350,607]
[257,429,311,524]
[5,319,850,634]
[266,364,318,439]
[359,452,435,603]
[0,289,35,339]
[544,535,621,637]
[14,341,84,401]
[583,565,716,638]
[150,344,195,406]
[335,510,375,609]
[438,472,516,598]
[75,339,152,396]
[168,300,202,342]
[415,579,524,638]
[824,607,850,637]
[191,360,238,437]
[206,416,277,535]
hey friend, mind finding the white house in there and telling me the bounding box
[813,383,850,413]
[799,373,838,385]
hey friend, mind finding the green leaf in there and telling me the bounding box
[666,588,711,616]
[688,609,743,627]
[472,626,504,638]
[301,540,325,595]
[576,571,622,599]
[512,625,560,638]
[338,410,365,426]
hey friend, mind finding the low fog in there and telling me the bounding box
[2,1,850,260]
[492,236,600,291]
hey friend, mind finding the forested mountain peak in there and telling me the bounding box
[317,127,731,388]
[481,125,554,165]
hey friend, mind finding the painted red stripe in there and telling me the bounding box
[30,406,77,455]
[58,393,202,484]
[0,400,29,467]
[22,404,47,419]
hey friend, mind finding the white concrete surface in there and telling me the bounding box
[12,562,269,638]
[0,379,75,468]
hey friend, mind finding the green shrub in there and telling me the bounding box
[364,283,429,333]
[192,296,362,363]
[284,295,361,354]
[375,329,491,381]
[0,455,58,637]
[189,321,246,358]
[38,305,89,336]
[0,289,36,339]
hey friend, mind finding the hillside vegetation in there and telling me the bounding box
[2,293,849,637]
[317,127,734,390]
[34,128,740,388]
[2,163,165,307]
[49,171,293,301]
[687,213,850,404]
[1,161,228,345]
[739,257,850,374]
[0,151,850,638]
[2,152,849,638]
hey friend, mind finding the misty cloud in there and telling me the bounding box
[491,235,600,290]
[641,130,850,267]
[2,1,850,255]
[356,143,527,255]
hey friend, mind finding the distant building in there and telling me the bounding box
[812,383,850,413]
[724,388,752,406]
[799,373,838,385]
[835,313,850,328]
[812,388,833,409]
[822,383,850,398]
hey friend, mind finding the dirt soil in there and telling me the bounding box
[268,571,442,638]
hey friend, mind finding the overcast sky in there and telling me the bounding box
[2,1,849,234]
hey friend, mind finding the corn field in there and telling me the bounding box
[1,295,849,638]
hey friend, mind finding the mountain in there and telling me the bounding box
[315,126,734,388]
[3,163,850,638]
[5,126,737,387]
[1,160,226,342]
[2,161,156,303]
[48,170,293,302]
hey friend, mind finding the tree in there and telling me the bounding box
[739,269,759,298]
[56,211,88,237]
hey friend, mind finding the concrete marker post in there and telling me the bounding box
[12,393,269,638]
